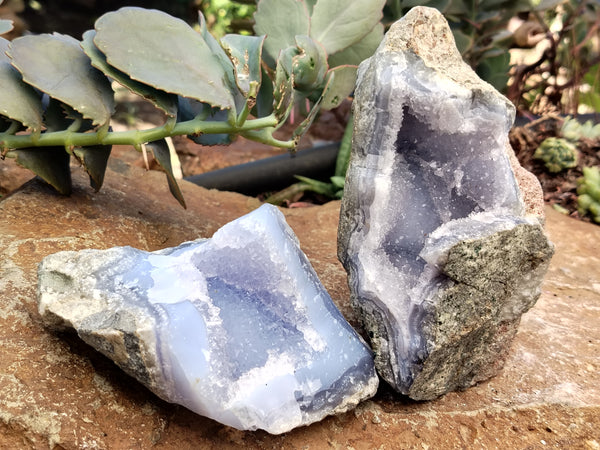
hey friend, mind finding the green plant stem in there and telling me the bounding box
[240,128,294,148]
[0,114,295,152]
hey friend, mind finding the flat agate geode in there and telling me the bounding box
[338,7,554,400]
[38,204,378,434]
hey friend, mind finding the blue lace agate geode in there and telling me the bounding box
[338,7,554,400]
[38,204,378,434]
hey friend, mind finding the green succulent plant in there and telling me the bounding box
[533,137,579,173]
[577,166,600,223]
[561,116,600,141]
[0,1,385,207]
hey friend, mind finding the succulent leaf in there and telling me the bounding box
[8,33,114,127]
[254,0,310,67]
[0,37,43,132]
[94,7,235,111]
[12,147,72,195]
[81,30,178,118]
[253,66,274,118]
[310,0,386,55]
[292,35,328,92]
[220,34,265,97]
[328,23,383,67]
[145,139,186,209]
[42,98,110,191]
[292,94,323,141]
[73,143,112,191]
[197,12,245,112]
[290,65,348,141]
[273,50,295,125]
[321,65,357,110]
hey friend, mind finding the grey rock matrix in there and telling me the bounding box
[38,204,378,434]
[338,7,554,400]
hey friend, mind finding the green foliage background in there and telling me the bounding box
[200,0,255,37]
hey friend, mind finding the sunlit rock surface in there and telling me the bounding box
[38,204,378,434]
[338,7,554,400]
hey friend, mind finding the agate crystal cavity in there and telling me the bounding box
[338,7,554,400]
[38,204,378,434]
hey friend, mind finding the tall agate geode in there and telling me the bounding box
[338,7,554,400]
[38,204,378,434]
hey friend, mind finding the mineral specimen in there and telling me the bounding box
[337,7,554,400]
[38,204,378,434]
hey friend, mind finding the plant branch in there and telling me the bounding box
[240,128,296,149]
[0,114,286,152]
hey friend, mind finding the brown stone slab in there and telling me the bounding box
[0,162,598,449]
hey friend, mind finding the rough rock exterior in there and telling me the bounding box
[37,203,378,434]
[338,7,554,400]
